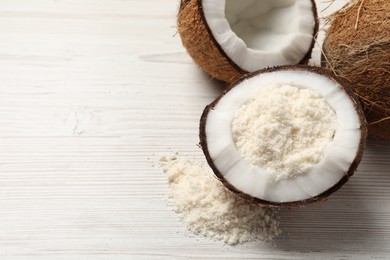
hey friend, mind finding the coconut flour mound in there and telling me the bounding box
[160,156,280,245]
[232,84,337,181]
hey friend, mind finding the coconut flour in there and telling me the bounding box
[232,84,337,181]
[160,156,280,245]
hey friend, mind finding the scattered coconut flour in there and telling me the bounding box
[232,84,337,181]
[160,155,280,245]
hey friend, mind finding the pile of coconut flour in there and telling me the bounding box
[232,84,337,181]
[160,156,280,245]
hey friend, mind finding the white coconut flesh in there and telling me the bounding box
[204,70,362,203]
[202,0,316,72]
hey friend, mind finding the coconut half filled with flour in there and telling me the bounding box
[178,0,318,83]
[200,66,367,207]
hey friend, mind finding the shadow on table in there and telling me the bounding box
[196,69,228,96]
[272,141,390,253]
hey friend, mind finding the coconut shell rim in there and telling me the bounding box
[199,65,368,208]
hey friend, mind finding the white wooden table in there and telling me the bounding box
[0,0,389,259]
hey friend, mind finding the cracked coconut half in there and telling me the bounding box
[200,66,367,208]
[178,0,318,83]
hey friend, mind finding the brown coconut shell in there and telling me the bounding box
[322,0,390,140]
[199,65,368,208]
[178,0,319,84]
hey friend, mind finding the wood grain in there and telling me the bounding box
[0,0,388,259]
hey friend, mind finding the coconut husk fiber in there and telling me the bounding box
[178,0,246,83]
[322,0,390,140]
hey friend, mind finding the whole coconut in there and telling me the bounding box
[322,0,389,140]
